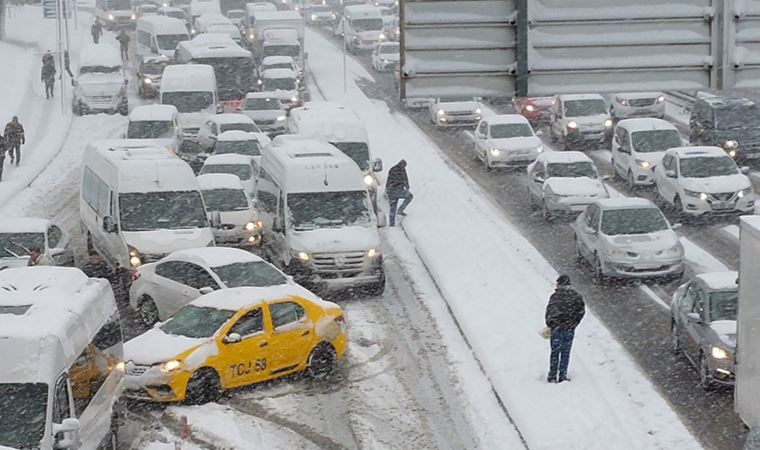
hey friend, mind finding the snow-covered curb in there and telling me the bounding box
[305,28,701,449]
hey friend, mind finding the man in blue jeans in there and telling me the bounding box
[386,159,413,226]
[545,275,585,383]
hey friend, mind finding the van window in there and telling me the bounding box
[162,91,215,113]
[331,142,369,171]
[137,29,152,48]
[119,191,208,231]
[83,167,111,216]
[156,34,189,51]
[255,168,280,214]
[0,383,48,449]
[47,225,63,248]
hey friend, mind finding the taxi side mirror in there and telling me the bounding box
[223,333,242,344]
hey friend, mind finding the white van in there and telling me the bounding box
[80,140,214,283]
[0,266,124,450]
[338,5,385,52]
[72,44,128,116]
[188,0,221,28]
[194,13,242,44]
[136,16,190,57]
[160,64,219,140]
[125,104,183,152]
[255,139,385,294]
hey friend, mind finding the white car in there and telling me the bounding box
[429,96,483,127]
[197,113,261,150]
[197,174,262,248]
[527,151,609,219]
[549,93,613,150]
[473,114,543,169]
[237,92,288,135]
[371,41,399,71]
[654,146,754,217]
[129,247,315,325]
[157,6,187,21]
[212,130,269,169]
[0,218,73,269]
[259,68,303,109]
[226,8,246,26]
[199,153,257,195]
[611,118,684,187]
[259,56,300,80]
[305,4,337,25]
[575,198,684,281]
[609,92,666,120]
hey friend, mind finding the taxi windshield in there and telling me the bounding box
[160,305,234,338]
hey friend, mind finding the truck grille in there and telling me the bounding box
[312,251,365,271]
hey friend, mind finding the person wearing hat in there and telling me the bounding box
[544,274,585,383]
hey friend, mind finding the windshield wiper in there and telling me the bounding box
[2,246,22,258]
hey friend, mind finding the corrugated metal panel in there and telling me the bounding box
[726,0,760,88]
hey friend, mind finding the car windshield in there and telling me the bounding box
[438,97,473,103]
[0,383,47,449]
[160,305,234,338]
[715,106,760,129]
[119,191,209,231]
[200,163,252,180]
[263,77,297,91]
[156,34,189,51]
[220,122,258,133]
[630,130,682,153]
[80,65,122,74]
[0,232,45,258]
[264,63,294,71]
[352,18,383,32]
[311,5,331,11]
[331,142,370,171]
[263,45,300,59]
[227,10,244,18]
[127,120,174,139]
[215,139,261,156]
[490,123,533,139]
[709,290,738,322]
[601,208,669,235]
[213,261,287,287]
[245,98,282,110]
[143,59,169,75]
[547,162,597,179]
[162,91,214,113]
[564,99,607,117]
[108,0,131,9]
[202,188,249,211]
[379,44,399,55]
[288,191,371,230]
[679,156,737,178]
[192,57,256,102]
[166,10,185,19]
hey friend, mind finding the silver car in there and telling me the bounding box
[670,272,738,389]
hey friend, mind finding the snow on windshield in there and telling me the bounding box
[564,99,607,116]
[547,162,597,179]
[161,305,233,338]
[214,139,261,156]
[490,123,532,139]
[288,191,371,230]
[201,188,249,211]
[0,232,44,257]
[200,163,253,180]
[631,130,681,153]
[119,191,209,231]
[213,261,287,287]
[0,383,47,448]
[162,91,214,113]
[127,120,174,139]
[263,77,297,91]
[680,156,737,178]
[245,98,282,110]
[601,208,668,235]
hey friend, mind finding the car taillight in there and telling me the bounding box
[130,270,140,282]
[335,314,346,326]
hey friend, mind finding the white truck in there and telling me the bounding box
[249,10,305,70]
[737,215,760,446]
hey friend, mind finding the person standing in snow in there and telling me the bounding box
[5,116,25,167]
[545,275,585,383]
[116,30,130,61]
[91,20,103,44]
[41,51,57,99]
[386,159,413,227]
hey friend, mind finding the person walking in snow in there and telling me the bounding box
[386,159,413,227]
[116,30,130,61]
[0,133,7,182]
[5,116,25,167]
[91,20,103,44]
[41,51,57,99]
[545,275,585,383]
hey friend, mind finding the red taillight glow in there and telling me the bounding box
[130,270,140,282]
[335,314,346,324]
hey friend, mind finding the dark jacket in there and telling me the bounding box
[386,163,409,190]
[545,286,585,331]
[0,135,7,157]
[116,33,130,47]
[82,261,114,281]
[41,63,56,82]
[91,22,103,36]
[4,122,24,145]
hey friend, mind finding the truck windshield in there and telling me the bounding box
[0,232,45,257]
[80,65,122,74]
[212,261,288,287]
[564,99,607,117]
[709,291,738,322]
[202,188,249,211]
[127,120,174,139]
[107,0,131,10]
[716,106,760,130]
[200,164,253,181]
[351,18,383,32]
[0,383,48,449]
[263,77,296,91]
[601,209,669,235]
[160,305,234,338]
[119,191,209,231]
[156,34,189,51]
[214,139,261,156]
[162,91,214,113]
[630,130,682,153]
[263,45,301,59]
[331,142,370,171]
[288,191,371,230]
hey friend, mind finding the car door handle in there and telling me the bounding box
[259,341,268,347]
[301,330,310,336]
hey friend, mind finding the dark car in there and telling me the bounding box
[513,96,554,126]
[689,96,760,164]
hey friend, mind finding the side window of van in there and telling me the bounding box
[256,168,280,214]
[137,30,152,48]
[83,167,110,217]
[47,225,62,248]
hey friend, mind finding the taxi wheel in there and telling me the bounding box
[185,368,221,405]
[307,343,336,380]
[137,296,160,327]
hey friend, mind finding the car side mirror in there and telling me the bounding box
[223,332,242,344]
[210,211,222,228]
[53,418,81,449]
[741,166,750,174]
[50,247,65,257]
[665,169,676,178]
[103,216,118,233]
[372,158,383,172]
[272,216,284,232]
[199,286,214,295]
[534,176,544,183]
[216,104,224,114]
[686,312,703,324]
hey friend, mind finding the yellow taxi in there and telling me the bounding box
[123,286,347,403]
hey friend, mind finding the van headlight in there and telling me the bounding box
[108,13,114,20]
[291,96,299,103]
[657,95,665,103]
[475,108,482,115]
[367,248,379,258]
[128,246,142,268]
[311,14,318,20]
[378,33,386,41]
[536,144,544,153]
[635,159,651,169]
[244,221,258,231]
[437,109,445,116]
[276,115,286,122]
[604,119,613,128]
[723,140,739,149]
[160,360,182,372]
[567,121,578,129]
[489,148,500,156]
[143,77,152,85]
[295,251,310,262]
[131,13,137,20]
[738,187,753,198]
[711,346,729,360]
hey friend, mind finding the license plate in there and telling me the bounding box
[713,201,733,210]
[744,152,760,159]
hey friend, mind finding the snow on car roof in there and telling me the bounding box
[190,285,301,310]
[0,218,51,234]
[343,4,382,17]
[186,33,236,47]
[702,97,754,107]
[129,105,178,122]
[204,153,252,165]
[559,93,605,101]
[667,146,727,159]
[614,92,663,99]
[596,197,656,210]
[290,102,367,142]
[617,118,677,133]
[696,271,739,291]
[165,247,262,268]
[80,43,122,67]
[158,6,184,12]
[213,113,256,125]
[197,173,244,191]
[538,151,591,164]
[262,68,297,79]
[216,130,258,141]
[252,10,301,21]
[262,55,295,65]
[161,64,215,91]
[487,114,530,125]
[138,15,188,34]
[197,12,233,24]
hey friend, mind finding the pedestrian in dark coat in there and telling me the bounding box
[82,251,114,282]
[116,30,131,61]
[91,21,104,44]
[386,159,413,226]
[41,52,56,99]
[0,133,6,182]
[4,116,25,167]
[545,275,585,383]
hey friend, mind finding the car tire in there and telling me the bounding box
[627,170,637,190]
[307,343,337,380]
[365,269,386,296]
[592,254,606,284]
[673,196,686,221]
[700,353,716,391]
[185,368,221,405]
[670,321,681,355]
[137,296,160,327]
[541,199,552,221]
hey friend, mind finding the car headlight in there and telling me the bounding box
[160,360,182,372]
[331,14,336,19]
[131,13,137,20]
[108,13,114,20]
[567,121,578,129]
[617,98,628,106]
[249,32,254,39]
[311,14,318,20]
[607,248,625,258]
[143,77,152,85]
[437,109,445,116]
[657,95,665,103]
[728,149,738,158]
[711,346,729,360]
[738,187,753,198]
[666,243,684,256]
[379,33,386,40]
[490,148,500,156]
[244,221,258,231]
[367,248,379,258]
[536,144,544,153]
[128,246,142,268]
[684,189,708,201]
[604,119,613,128]
[635,159,651,169]
[276,115,286,122]
[296,251,310,262]
[525,104,535,112]
[363,174,374,186]
[723,140,739,149]
[291,96,299,103]
[475,108,482,115]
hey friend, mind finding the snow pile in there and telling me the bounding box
[305,28,701,449]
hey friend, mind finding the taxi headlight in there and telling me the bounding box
[363,174,374,186]
[160,360,182,372]
[604,118,613,128]
[711,346,729,360]
[738,187,753,198]
[724,140,739,149]
[635,159,651,169]
[276,115,286,122]
[567,121,578,129]
[367,248,379,258]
